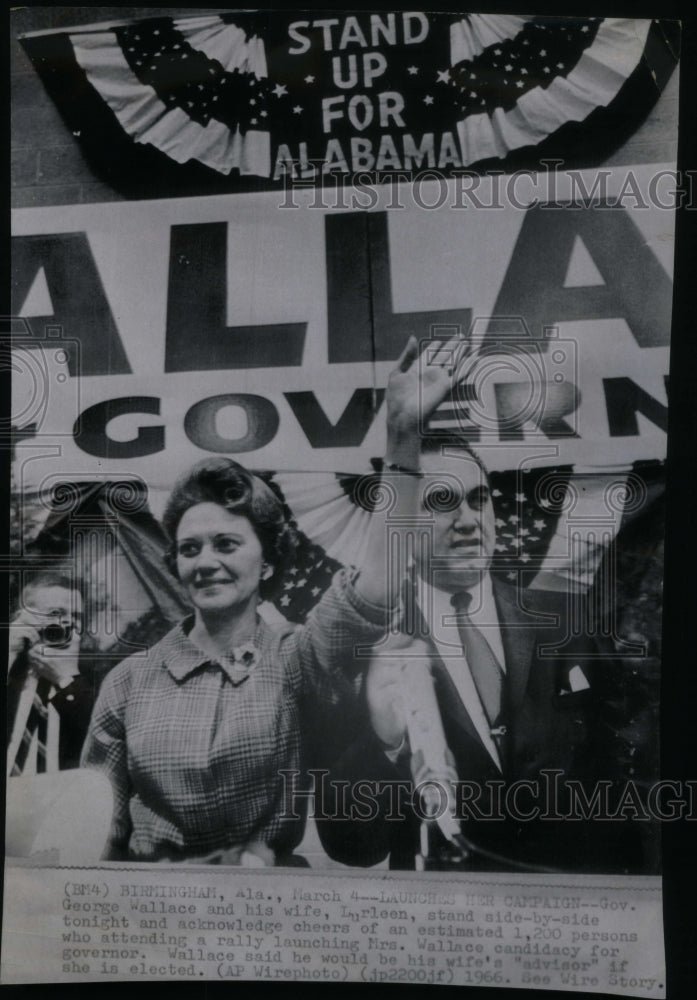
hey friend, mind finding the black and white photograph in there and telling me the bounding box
[4,5,690,993]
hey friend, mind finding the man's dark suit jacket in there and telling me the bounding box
[315,581,657,874]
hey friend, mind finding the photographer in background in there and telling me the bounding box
[7,570,92,772]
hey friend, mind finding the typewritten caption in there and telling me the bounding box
[2,867,664,994]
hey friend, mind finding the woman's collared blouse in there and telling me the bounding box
[81,568,393,861]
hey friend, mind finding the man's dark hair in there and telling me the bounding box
[16,569,83,626]
[162,457,297,601]
[22,569,82,599]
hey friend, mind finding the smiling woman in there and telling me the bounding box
[177,508,266,603]
[80,457,385,863]
[79,336,462,864]
[80,457,380,862]
[162,461,294,656]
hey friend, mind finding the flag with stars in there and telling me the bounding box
[20,13,677,195]
[257,472,343,624]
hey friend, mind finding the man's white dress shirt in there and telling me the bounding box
[417,573,505,771]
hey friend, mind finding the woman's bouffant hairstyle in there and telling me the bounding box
[162,458,297,601]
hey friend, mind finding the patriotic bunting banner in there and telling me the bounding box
[20,13,678,196]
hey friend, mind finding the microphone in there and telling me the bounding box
[401,649,562,874]
[401,654,462,845]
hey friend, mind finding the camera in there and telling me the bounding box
[37,623,74,648]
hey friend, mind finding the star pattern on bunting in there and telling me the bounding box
[446,17,601,117]
[118,18,280,135]
[487,467,571,576]
[117,14,603,151]
[273,547,339,622]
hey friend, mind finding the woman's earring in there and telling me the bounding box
[261,564,273,581]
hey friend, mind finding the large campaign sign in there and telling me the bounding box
[11,167,672,492]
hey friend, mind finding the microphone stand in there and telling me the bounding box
[403,656,563,875]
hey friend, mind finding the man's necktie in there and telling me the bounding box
[451,591,505,733]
